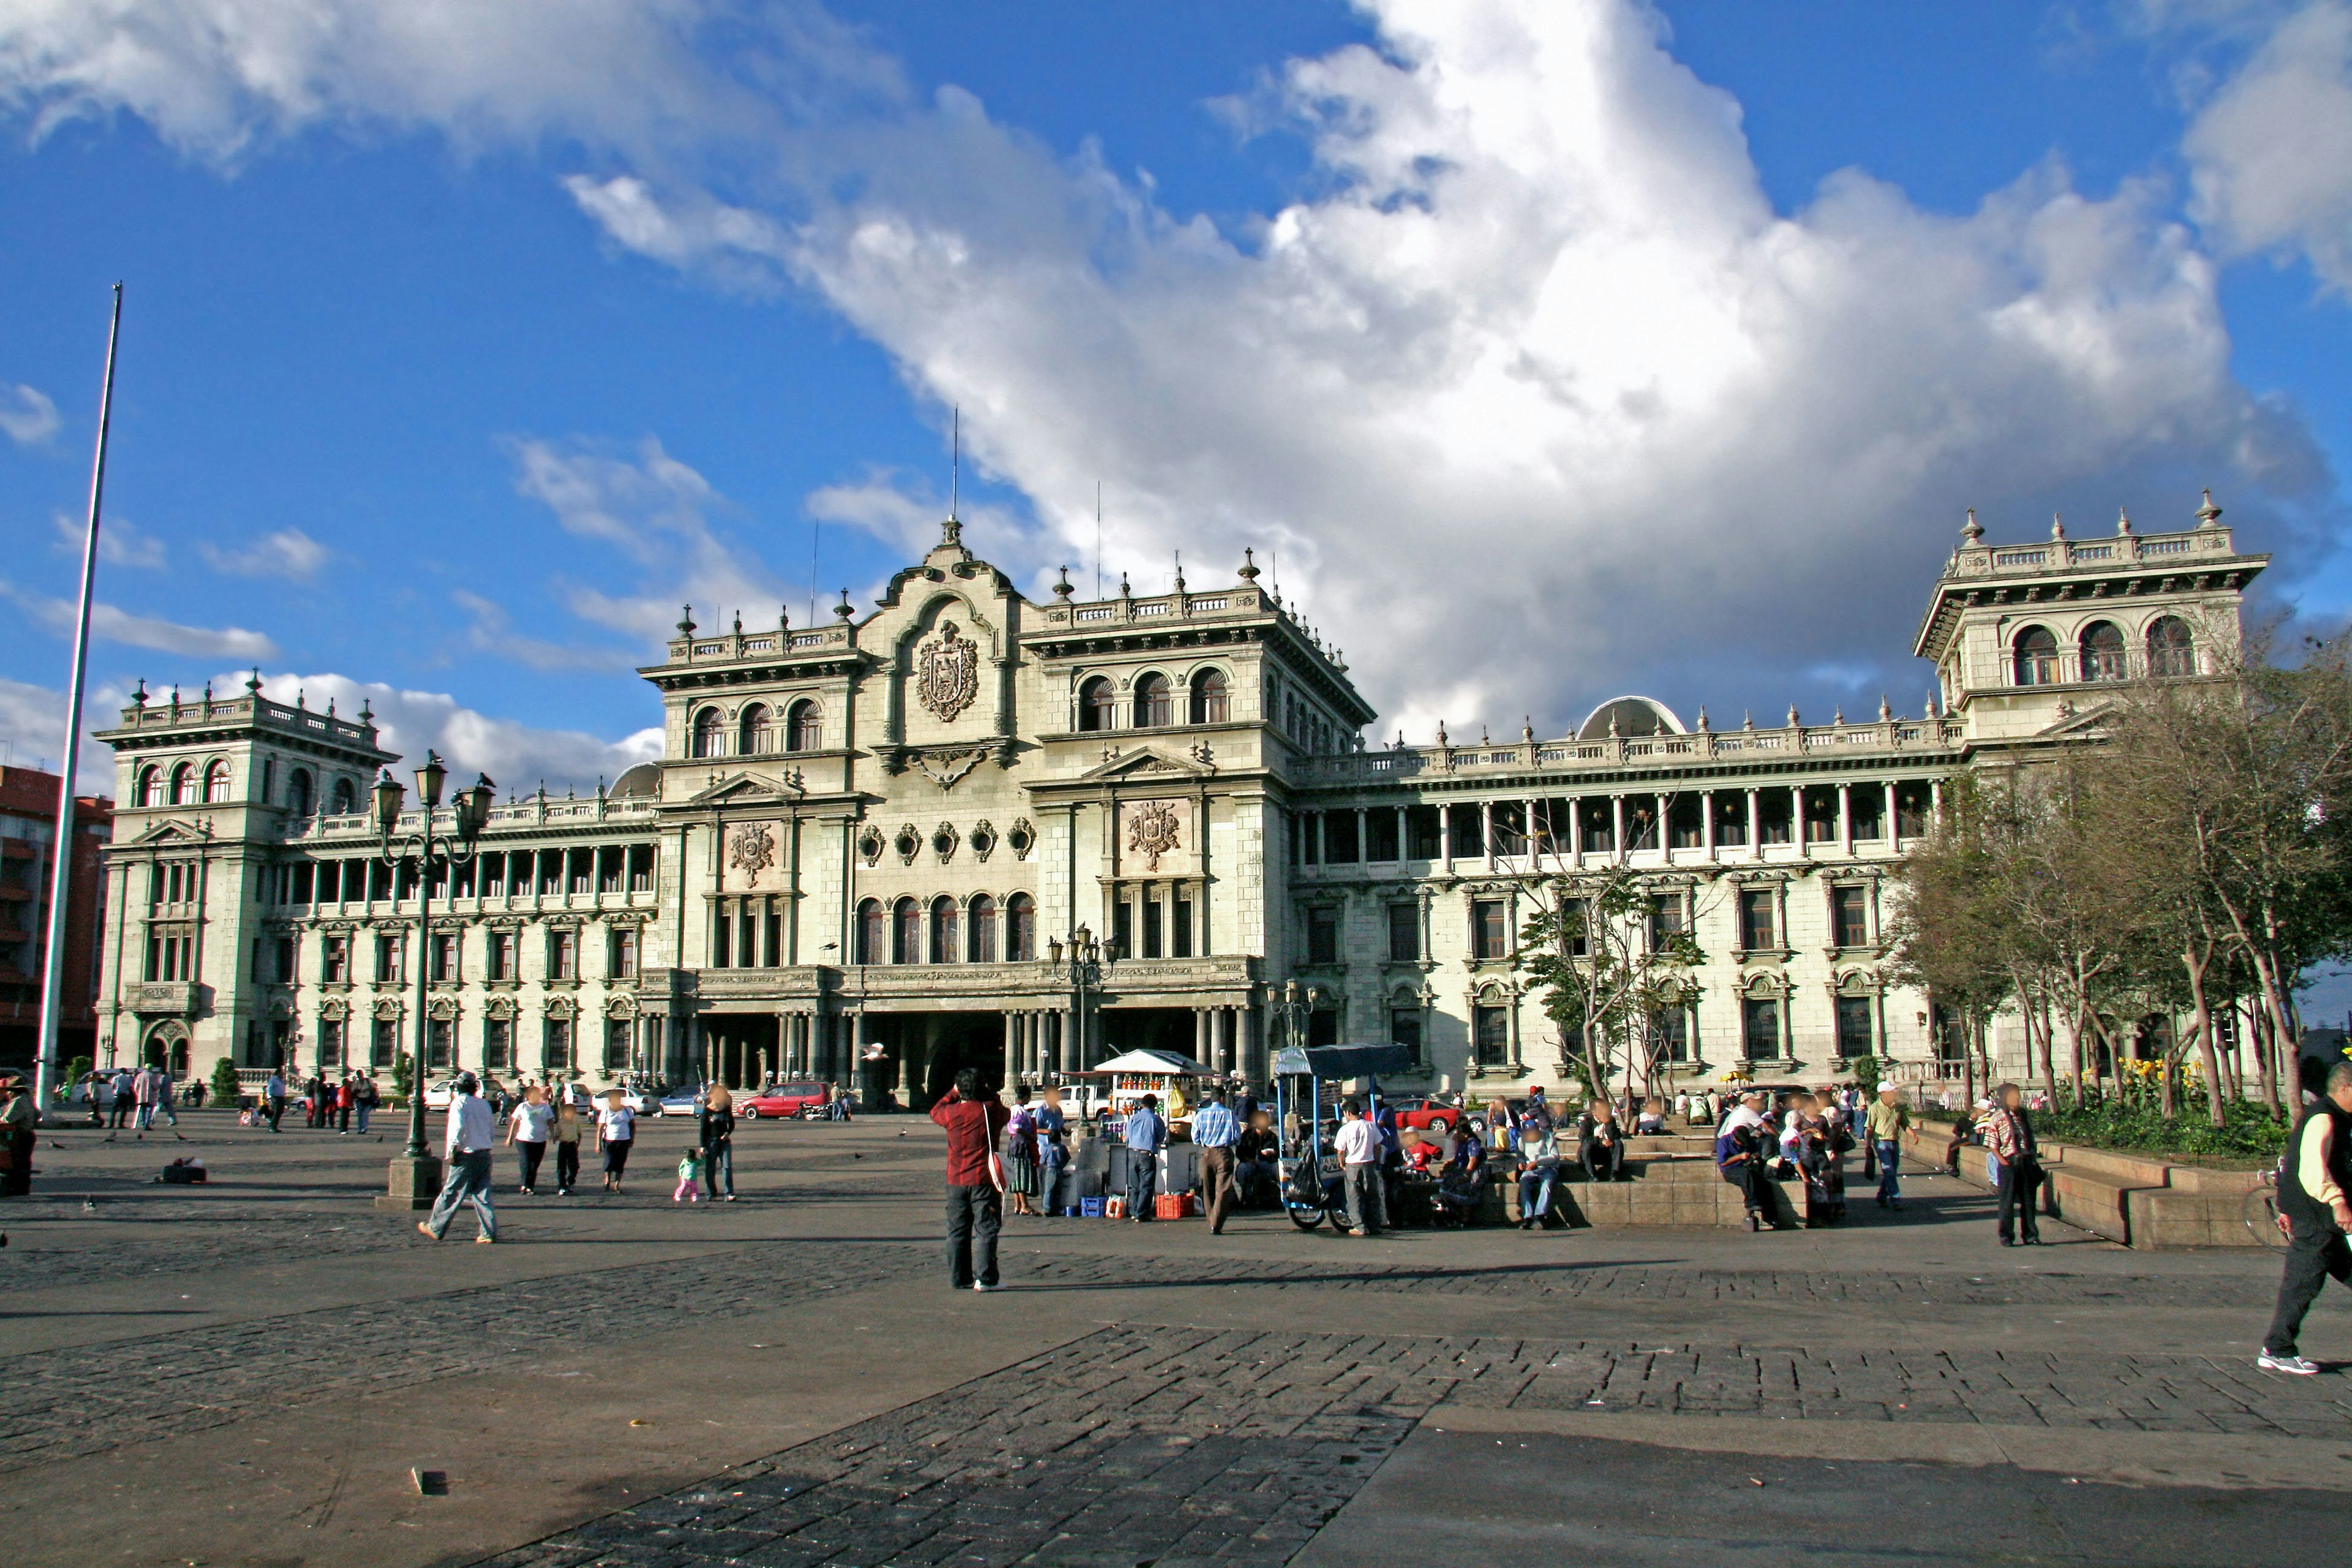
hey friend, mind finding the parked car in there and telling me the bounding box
[738,1082,829,1119]
[595,1084,658,1114]
[658,1087,703,1117]
[1390,1096,1464,1133]
[423,1077,460,1110]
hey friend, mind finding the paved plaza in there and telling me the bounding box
[2,1112,2348,1567]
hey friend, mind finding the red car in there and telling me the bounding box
[1391,1097,1463,1133]
[737,1082,829,1120]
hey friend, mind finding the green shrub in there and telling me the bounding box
[2034,1099,2288,1163]
[209,1056,243,1107]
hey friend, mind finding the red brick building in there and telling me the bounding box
[0,767,113,1074]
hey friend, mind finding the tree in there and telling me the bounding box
[1518,865,1709,1104]
[209,1054,241,1108]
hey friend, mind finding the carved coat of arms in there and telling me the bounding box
[727,823,776,884]
[1128,799,1182,871]
[916,620,979,722]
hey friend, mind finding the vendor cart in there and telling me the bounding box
[1271,1042,1415,1231]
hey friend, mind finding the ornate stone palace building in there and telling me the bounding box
[89,501,2264,1102]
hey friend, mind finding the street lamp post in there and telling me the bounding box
[1049,925,1107,1079]
[370,752,494,1209]
[1264,979,1323,1065]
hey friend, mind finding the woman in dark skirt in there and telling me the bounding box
[596,1088,636,1193]
[1001,1102,1040,1216]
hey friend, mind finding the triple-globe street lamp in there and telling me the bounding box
[1048,925,1109,1079]
[371,751,494,1207]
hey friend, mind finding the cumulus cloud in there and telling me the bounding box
[0,677,115,793]
[2182,1,2352,291]
[507,434,799,645]
[0,381,58,445]
[222,671,661,796]
[3,579,277,660]
[804,469,1043,586]
[53,511,167,568]
[199,526,328,578]
[450,589,633,673]
[5,0,2339,734]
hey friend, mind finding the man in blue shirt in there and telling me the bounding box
[1123,1094,1167,1222]
[1191,1087,1241,1234]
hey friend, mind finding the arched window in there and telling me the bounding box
[2012,625,2059,687]
[930,895,959,964]
[202,760,232,804]
[691,707,724,759]
[1006,892,1036,962]
[785,699,820,753]
[1134,673,1173,728]
[892,898,920,965]
[287,769,315,818]
[167,763,194,805]
[2147,615,2196,677]
[2080,620,2125,682]
[1189,669,1229,725]
[738,703,772,755]
[330,776,356,815]
[968,894,998,963]
[1079,676,1116,732]
[857,899,886,965]
[137,766,162,809]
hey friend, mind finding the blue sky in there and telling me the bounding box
[4,0,2352,804]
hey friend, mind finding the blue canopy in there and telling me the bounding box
[1272,1042,1417,1080]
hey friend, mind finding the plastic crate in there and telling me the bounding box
[1153,1193,1186,1221]
[1080,1197,1104,1218]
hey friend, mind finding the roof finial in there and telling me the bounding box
[1521,717,1534,744]
[358,697,372,725]
[732,609,742,635]
[2196,488,2223,528]
[677,605,696,638]
[132,677,148,709]
[778,602,790,630]
[2050,511,2065,541]
[245,668,261,696]
[1787,703,1800,728]
[1878,693,1891,722]
[1961,507,1983,544]
[1695,706,1709,732]
[1238,548,1260,583]
[834,587,853,622]
[1052,565,1073,601]
[1436,719,1449,747]
[2116,507,2133,536]
[1742,709,1754,731]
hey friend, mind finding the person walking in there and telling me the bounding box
[699,1084,737,1202]
[1000,1101,1040,1218]
[1122,1094,1167,1222]
[418,1072,497,1244]
[507,1085,552,1194]
[1981,1084,2043,1246]
[1191,1087,1242,1234]
[1335,1099,1384,1236]
[930,1068,1009,1291]
[334,1076,353,1134]
[130,1065,157,1134]
[354,1074,378,1135]
[1866,1087,1908,1209]
[672,1145,706,1204]
[263,1069,287,1132]
[595,1089,635,1193]
[109,1067,135,1129]
[551,1092,583,1194]
[2260,1060,2352,1374]
[156,1068,178,1129]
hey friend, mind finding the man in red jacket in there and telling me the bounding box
[930,1068,1011,1292]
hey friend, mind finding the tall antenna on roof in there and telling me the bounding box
[1095,481,1103,599]
[950,404,960,522]
[808,517,820,631]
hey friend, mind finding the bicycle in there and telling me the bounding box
[2243,1168,2288,1250]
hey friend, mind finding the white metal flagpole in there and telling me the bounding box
[32,283,123,1120]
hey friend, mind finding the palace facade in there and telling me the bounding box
[90,502,2264,1102]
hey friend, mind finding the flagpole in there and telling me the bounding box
[33,283,123,1120]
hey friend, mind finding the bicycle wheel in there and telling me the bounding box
[2244,1182,2288,1250]
[1286,1199,1326,1231]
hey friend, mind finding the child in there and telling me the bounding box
[673,1145,707,1204]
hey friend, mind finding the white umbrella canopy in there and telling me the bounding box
[1086,1048,1215,1077]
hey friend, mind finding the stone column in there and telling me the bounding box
[1439,803,1453,874]
[1610,794,1626,858]
[1701,789,1716,858]
[1746,787,1763,858]
[1195,1006,1211,1067]
[1838,782,1854,856]
[1525,796,1540,864]
[1885,780,1901,851]
[1568,796,1584,869]
[1003,1011,1019,1087]
[1930,776,1944,827]
[1395,805,1409,865]
[1356,806,1370,865]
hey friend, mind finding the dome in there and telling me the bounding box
[609,762,662,800]
[1575,696,1683,741]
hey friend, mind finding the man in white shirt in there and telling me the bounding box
[420,1071,498,1243]
[1719,1091,1768,1139]
[1333,1099,1384,1237]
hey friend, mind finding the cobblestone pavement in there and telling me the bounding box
[476,1319,2352,1568]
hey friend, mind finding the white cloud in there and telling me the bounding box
[0,677,115,793]
[507,434,797,646]
[0,381,58,445]
[804,469,1042,583]
[198,526,328,578]
[2182,1,2352,291]
[450,589,633,673]
[4,0,2336,734]
[241,671,660,797]
[53,511,167,568]
[3,579,278,660]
